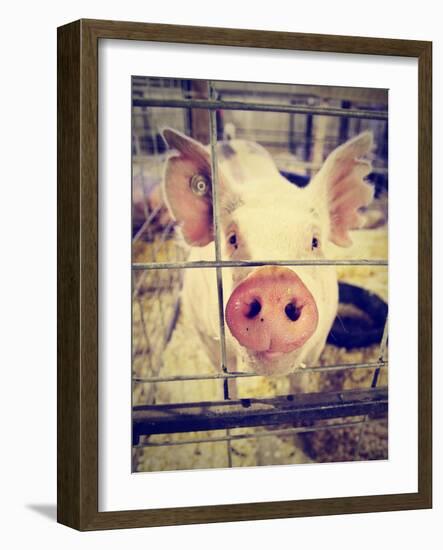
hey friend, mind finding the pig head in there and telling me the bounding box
[162,128,374,376]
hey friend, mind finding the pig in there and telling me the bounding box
[161,128,374,378]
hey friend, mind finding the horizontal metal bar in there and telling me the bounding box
[133,361,388,384]
[133,258,388,271]
[132,387,388,443]
[133,98,388,120]
[134,419,372,448]
[132,154,388,177]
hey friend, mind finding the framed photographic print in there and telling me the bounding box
[57,19,432,530]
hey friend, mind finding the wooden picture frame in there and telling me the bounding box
[57,19,432,530]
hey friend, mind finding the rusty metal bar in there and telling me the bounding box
[132,387,388,444]
[132,97,388,121]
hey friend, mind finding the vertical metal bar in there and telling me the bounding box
[208,82,229,385]
[354,314,389,459]
[372,316,389,388]
[208,82,233,467]
[289,112,296,155]
[226,429,233,468]
[338,100,351,143]
[304,113,313,162]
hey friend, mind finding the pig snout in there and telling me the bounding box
[225,266,319,360]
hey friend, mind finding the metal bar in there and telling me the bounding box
[165,298,181,344]
[133,258,388,271]
[210,85,389,105]
[208,83,229,384]
[371,317,389,389]
[132,387,388,443]
[377,315,389,363]
[132,98,388,121]
[226,431,233,468]
[132,155,388,176]
[354,315,389,459]
[132,202,163,243]
[135,419,373,448]
[133,361,388,384]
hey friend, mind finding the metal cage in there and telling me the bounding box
[131,77,389,471]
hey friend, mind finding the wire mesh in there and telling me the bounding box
[131,76,389,471]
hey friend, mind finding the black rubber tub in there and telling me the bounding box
[327,282,388,350]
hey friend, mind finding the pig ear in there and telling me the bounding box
[162,128,215,246]
[316,131,375,247]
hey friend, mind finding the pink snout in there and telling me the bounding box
[225,266,318,358]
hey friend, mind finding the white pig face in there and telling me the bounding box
[219,186,332,375]
[162,129,374,375]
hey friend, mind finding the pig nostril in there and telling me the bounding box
[285,302,301,322]
[245,299,261,319]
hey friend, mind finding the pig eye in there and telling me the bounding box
[311,236,320,250]
[227,232,238,249]
[189,174,209,197]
